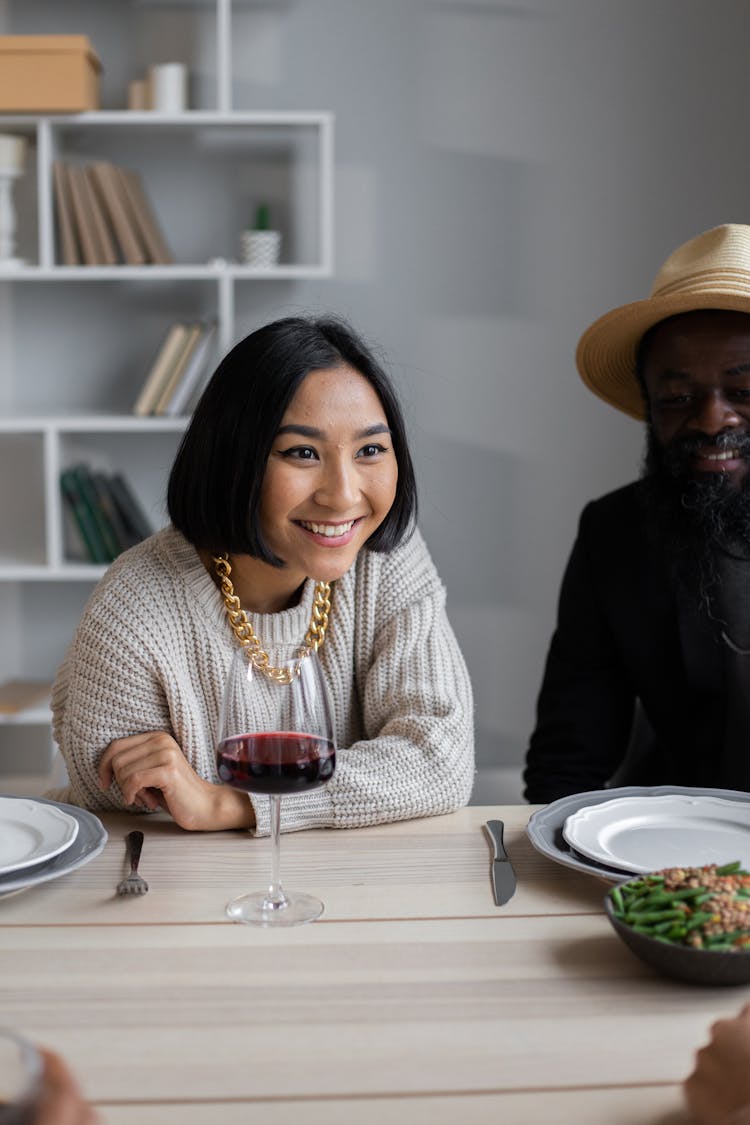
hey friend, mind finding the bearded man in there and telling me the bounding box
[524,224,750,803]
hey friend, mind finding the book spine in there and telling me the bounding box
[89,161,146,266]
[153,323,203,414]
[83,165,118,265]
[70,463,120,561]
[116,166,173,264]
[93,471,139,553]
[66,166,102,266]
[52,161,79,266]
[108,473,154,543]
[60,469,110,564]
[163,322,218,415]
[133,322,190,416]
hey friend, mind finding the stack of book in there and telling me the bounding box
[133,320,217,416]
[53,159,173,266]
[0,679,53,716]
[60,463,154,565]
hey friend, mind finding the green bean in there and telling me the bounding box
[716,861,743,875]
[639,890,678,908]
[708,930,747,945]
[685,912,716,931]
[626,909,686,924]
[610,886,624,914]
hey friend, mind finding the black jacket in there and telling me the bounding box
[523,481,733,803]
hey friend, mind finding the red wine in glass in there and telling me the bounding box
[217,644,336,926]
[217,731,336,795]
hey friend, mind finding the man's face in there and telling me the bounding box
[642,310,750,488]
[640,311,750,601]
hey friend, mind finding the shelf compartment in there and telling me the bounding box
[58,427,183,550]
[5,281,219,414]
[44,115,331,271]
[0,1,219,113]
[0,433,47,566]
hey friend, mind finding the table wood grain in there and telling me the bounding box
[0,804,739,1122]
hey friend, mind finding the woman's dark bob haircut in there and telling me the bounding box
[168,315,417,565]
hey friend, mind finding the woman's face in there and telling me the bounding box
[259,363,399,584]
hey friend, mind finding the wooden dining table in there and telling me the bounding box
[1,802,745,1124]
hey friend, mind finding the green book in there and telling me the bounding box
[93,472,139,553]
[60,468,110,564]
[108,473,154,543]
[70,463,120,561]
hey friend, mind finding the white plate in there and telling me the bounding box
[0,796,106,896]
[526,786,750,882]
[0,796,79,875]
[563,793,750,873]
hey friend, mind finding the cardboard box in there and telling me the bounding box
[0,35,101,112]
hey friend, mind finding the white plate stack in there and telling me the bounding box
[0,795,107,896]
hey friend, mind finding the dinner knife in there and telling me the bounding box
[484,819,517,906]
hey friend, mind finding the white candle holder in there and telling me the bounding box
[0,133,27,268]
[0,167,25,267]
[239,229,281,268]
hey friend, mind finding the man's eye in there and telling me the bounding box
[357,443,388,458]
[281,446,317,460]
[655,394,692,408]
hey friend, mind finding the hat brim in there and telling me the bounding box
[575,291,750,420]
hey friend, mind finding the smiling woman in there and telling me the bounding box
[50,316,475,835]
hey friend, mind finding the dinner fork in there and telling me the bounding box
[116,830,148,895]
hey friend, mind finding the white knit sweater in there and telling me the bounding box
[50,525,475,835]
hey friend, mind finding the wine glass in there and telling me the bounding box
[0,1027,42,1124]
[216,643,336,926]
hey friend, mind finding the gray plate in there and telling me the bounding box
[0,795,107,896]
[526,785,750,882]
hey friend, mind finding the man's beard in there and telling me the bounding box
[639,426,750,611]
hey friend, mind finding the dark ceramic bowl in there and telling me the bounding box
[603,881,750,986]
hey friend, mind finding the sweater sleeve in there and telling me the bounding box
[50,590,175,813]
[259,530,475,835]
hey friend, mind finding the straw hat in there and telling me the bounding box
[575,223,750,420]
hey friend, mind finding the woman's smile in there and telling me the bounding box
[295,517,364,545]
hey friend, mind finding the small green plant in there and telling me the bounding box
[254,203,270,231]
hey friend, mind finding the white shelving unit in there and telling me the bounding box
[0,0,334,765]
[2,109,334,350]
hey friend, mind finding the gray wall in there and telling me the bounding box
[229,0,750,801]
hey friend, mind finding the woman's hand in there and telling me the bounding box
[98,731,254,831]
[684,1002,750,1124]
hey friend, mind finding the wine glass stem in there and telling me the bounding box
[265,795,287,909]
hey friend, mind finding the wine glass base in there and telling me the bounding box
[226,890,324,927]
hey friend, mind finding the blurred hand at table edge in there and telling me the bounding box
[98,731,256,832]
[34,1047,100,1125]
[684,1001,750,1124]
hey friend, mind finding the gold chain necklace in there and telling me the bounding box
[213,554,332,683]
